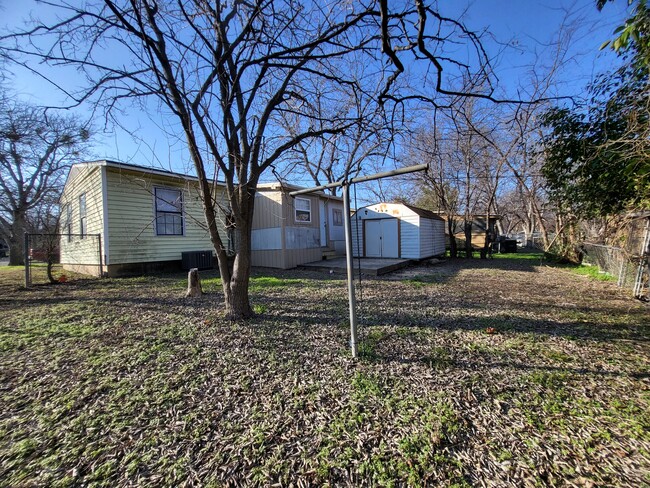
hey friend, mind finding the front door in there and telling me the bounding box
[319,200,327,247]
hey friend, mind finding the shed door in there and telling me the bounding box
[381,219,399,257]
[365,219,399,258]
[365,220,382,257]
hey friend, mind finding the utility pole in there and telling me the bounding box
[290,163,428,358]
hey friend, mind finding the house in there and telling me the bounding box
[351,203,446,259]
[59,160,227,277]
[437,213,502,249]
[59,160,344,276]
[252,183,345,269]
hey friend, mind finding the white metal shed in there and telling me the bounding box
[351,203,446,259]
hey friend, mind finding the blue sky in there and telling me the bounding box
[1,0,632,184]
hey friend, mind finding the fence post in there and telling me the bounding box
[24,233,30,288]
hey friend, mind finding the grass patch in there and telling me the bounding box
[566,264,616,282]
[491,251,545,261]
[401,274,441,287]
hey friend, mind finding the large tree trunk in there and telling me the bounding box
[447,218,458,258]
[464,219,473,258]
[221,216,254,320]
[8,212,26,266]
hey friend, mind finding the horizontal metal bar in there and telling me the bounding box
[288,163,428,197]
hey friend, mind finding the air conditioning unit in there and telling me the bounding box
[181,250,214,270]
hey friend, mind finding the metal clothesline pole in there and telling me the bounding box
[289,163,428,358]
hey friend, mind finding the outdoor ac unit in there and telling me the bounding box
[181,250,214,270]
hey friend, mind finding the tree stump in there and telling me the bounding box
[186,268,203,298]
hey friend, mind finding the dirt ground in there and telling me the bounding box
[0,253,648,487]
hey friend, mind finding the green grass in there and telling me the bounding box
[491,251,545,261]
[401,274,441,287]
[565,264,616,282]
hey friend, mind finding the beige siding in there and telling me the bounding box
[251,189,324,269]
[283,247,321,269]
[59,165,104,271]
[105,168,225,264]
[252,191,284,229]
[251,249,286,269]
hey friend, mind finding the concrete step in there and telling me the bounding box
[321,249,339,260]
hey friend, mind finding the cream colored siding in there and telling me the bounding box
[59,165,104,268]
[105,168,223,264]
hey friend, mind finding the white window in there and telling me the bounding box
[295,197,311,223]
[79,194,87,238]
[333,208,343,226]
[155,187,184,235]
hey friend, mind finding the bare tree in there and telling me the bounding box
[3,0,511,318]
[0,95,90,265]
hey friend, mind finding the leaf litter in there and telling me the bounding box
[0,255,648,486]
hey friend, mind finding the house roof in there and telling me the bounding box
[402,204,445,221]
[358,202,445,221]
[77,159,220,183]
[65,161,342,202]
[257,181,343,201]
[433,211,503,220]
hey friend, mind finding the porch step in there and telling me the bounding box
[322,248,339,260]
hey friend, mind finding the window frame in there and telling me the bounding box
[65,204,73,242]
[154,186,185,236]
[78,193,87,239]
[332,208,343,226]
[294,197,312,223]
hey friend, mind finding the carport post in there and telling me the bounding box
[342,183,358,358]
[289,163,428,359]
[24,233,31,288]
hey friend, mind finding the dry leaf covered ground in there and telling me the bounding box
[1,253,649,487]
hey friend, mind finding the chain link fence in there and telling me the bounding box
[581,239,649,301]
[25,233,102,286]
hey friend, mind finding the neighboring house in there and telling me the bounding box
[251,183,345,269]
[437,213,502,249]
[59,160,227,276]
[351,203,446,259]
[59,161,345,276]
[0,240,8,258]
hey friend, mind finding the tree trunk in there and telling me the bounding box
[186,268,203,298]
[447,217,458,258]
[464,220,473,258]
[8,213,26,266]
[222,235,254,319]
